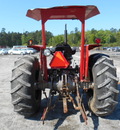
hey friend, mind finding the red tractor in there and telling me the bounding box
[11,5,119,124]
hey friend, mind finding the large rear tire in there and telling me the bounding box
[88,53,119,116]
[11,56,41,117]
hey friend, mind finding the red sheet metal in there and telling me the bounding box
[28,45,44,51]
[26,6,100,22]
[82,44,102,81]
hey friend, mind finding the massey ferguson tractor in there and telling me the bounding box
[11,5,119,124]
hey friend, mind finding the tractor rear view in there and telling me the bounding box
[10,5,119,124]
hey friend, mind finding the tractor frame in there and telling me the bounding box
[26,5,101,82]
[10,5,119,125]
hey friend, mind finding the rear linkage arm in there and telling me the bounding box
[41,76,88,124]
[41,77,59,124]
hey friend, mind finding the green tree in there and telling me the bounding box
[116,32,120,44]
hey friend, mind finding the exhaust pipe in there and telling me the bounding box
[64,24,67,44]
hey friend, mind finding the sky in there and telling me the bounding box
[0,0,120,35]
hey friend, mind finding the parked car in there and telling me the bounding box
[0,48,8,55]
[106,47,113,51]
[8,49,27,55]
[102,47,108,50]
[112,47,120,52]
[22,48,37,54]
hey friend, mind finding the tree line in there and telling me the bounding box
[0,27,120,47]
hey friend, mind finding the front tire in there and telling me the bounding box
[11,56,41,117]
[88,54,119,116]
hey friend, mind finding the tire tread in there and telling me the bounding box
[89,54,119,116]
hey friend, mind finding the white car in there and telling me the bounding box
[0,48,8,55]
[8,49,27,55]
[22,48,37,54]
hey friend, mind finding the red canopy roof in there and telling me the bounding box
[26,5,100,22]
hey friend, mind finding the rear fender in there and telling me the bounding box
[27,45,45,51]
[28,45,48,81]
[80,44,101,82]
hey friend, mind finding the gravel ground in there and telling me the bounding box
[0,50,120,130]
